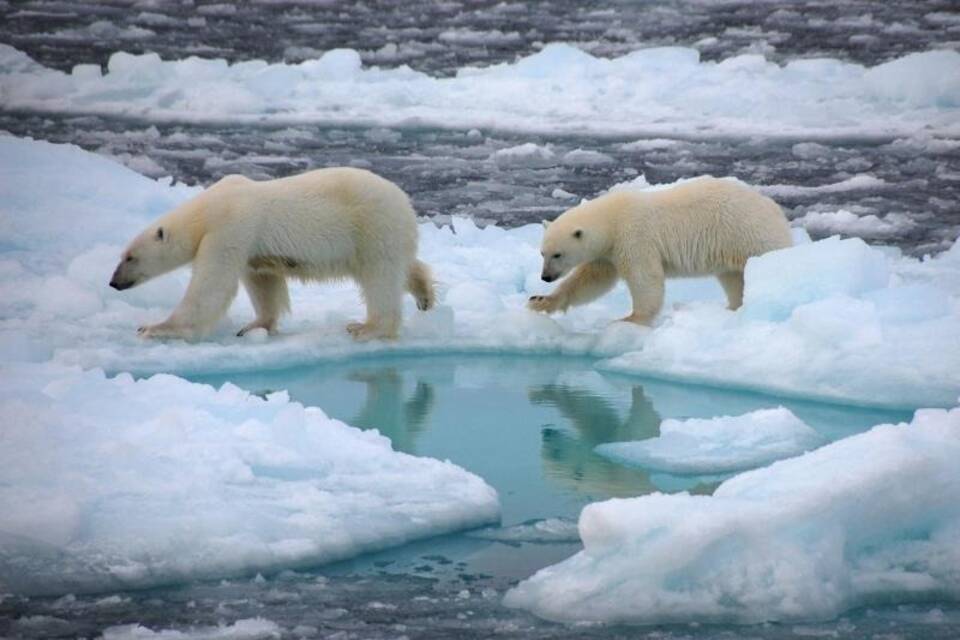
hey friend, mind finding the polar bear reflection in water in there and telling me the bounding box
[344,368,435,454]
[205,356,685,508]
[200,355,904,516]
[530,383,663,498]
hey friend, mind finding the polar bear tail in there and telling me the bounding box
[407,260,436,311]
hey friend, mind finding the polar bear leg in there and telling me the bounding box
[406,260,435,311]
[139,240,242,339]
[621,264,665,326]
[349,268,405,340]
[717,271,745,310]
[238,271,290,336]
[529,260,618,313]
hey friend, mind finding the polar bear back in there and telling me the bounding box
[621,177,791,276]
[221,168,419,279]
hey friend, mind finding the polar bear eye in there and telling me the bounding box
[553,253,562,259]
[125,255,135,263]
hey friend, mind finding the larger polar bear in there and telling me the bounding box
[529,177,791,324]
[109,168,435,340]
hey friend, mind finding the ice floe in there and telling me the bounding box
[595,407,823,474]
[505,404,960,623]
[1,136,957,410]
[0,364,498,595]
[794,209,917,239]
[467,518,580,545]
[100,618,281,640]
[1,43,958,139]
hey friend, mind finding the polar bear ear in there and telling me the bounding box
[573,229,583,239]
[155,227,165,241]
[541,219,551,229]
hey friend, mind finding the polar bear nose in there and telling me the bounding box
[109,277,132,291]
[542,273,556,283]
[109,265,134,290]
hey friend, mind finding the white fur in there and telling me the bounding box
[529,177,792,324]
[111,168,435,340]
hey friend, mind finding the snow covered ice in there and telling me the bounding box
[0,364,498,595]
[600,224,960,409]
[1,43,959,139]
[505,405,960,624]
[0,137,957,410]
[595,407,824,474]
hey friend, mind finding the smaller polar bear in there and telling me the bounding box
[529,177,791,324]
[109,168,435,341]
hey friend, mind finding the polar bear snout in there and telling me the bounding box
[540,258,567,282]
[109,274,134,291]
[109,262,138,290]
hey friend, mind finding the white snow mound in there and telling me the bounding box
[505,405,960,624]
[0,364,499,595]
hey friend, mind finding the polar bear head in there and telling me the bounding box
[109,198,205,291]
[538,197,616,282]
[109,221,194,290]
[539,223,586,282]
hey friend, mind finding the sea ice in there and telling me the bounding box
[742,236,891,320]
[759,175,888,198]
[467,518,580,544]
[490,143,557,168]
[0,364,498,595]
[100,618,281,640]
[595,407,823,474]
[505,405,960,624]
[1,43,958,139]
[794,209,917,239]
[1,136,957,409]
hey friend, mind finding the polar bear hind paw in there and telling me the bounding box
[237,320,278,337]
[346,321,397,341]
[138,322,191,340]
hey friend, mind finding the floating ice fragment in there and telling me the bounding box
[794,209,916,239]
[491,143,557,168]
[100,618,281,640]
[467,518,580,544]
[596,407,823,474]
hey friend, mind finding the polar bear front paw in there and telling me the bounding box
[616,312,653,326]
[528,294,560,314]
[346,322,397,342]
